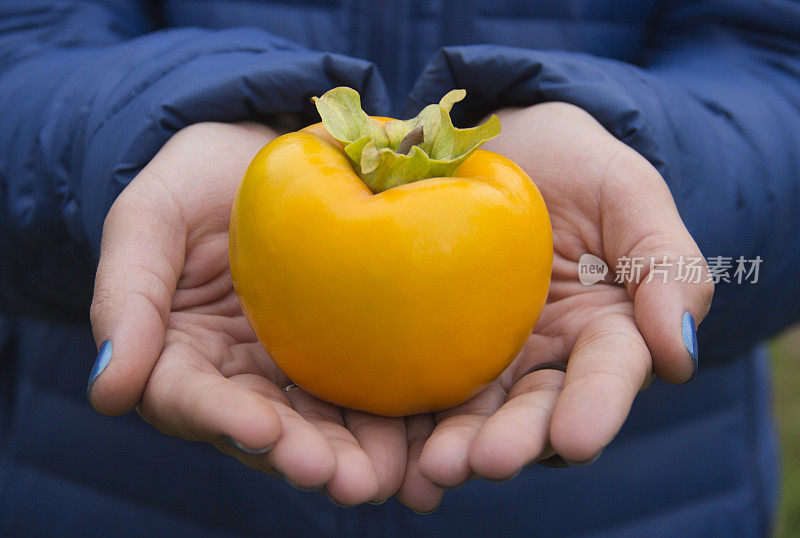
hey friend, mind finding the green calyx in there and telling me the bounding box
[311,87,501,194]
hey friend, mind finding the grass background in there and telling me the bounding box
[770,326,800,537]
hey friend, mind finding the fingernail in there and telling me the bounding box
[87,340,112,397]
[538,454,570,468]
[412,503,440,516]
[486,469,521,483]
[564,449,603,467]
[682,312,699,379]
[286,479,323,493]
[431,481,459,490]
[367,498,388,506]
[220,434,273,455]
[323,489,352,509]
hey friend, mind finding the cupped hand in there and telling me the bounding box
[397,102,713,513]
[88,122,406,506]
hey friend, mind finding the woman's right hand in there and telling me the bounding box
[88,122,407,506]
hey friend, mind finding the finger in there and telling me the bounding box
[396,414,443,514]
[138,341,282,452]
[142,350,338,489]
[285,390,380,506]
[224,374,337,488]
[417,383,505,488]
[549,312,650,464]
[89,175,185,415]
[600,151,713,383]
[469,368,564,480]
[343,410,407,503]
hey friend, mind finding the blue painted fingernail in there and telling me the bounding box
[221,435,273,455]
[682,312,699,379]
[87,340,112,397]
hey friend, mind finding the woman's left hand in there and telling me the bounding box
[396,102,714,513]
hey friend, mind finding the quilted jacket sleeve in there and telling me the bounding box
[0,0,389,318]
[404,1,800,360]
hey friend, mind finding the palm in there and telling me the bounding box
[402,179,642,494]
[512,258,632,381]
[92,122,406,506]
[159,214,289,395]
[398,102,710,512]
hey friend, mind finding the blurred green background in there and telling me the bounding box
[770,326,800,537]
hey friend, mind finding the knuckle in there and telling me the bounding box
[89,285,112,327]
[575,324,643,355]
[626,231,681,259]
[526,377,565,395]
[603,144,663,189]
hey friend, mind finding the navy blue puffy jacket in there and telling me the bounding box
[1,0,798,535]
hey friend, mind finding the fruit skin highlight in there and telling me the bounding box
[229,87,553,416]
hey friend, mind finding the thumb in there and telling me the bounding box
[88,175,185,415]
[601,151,713,384]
